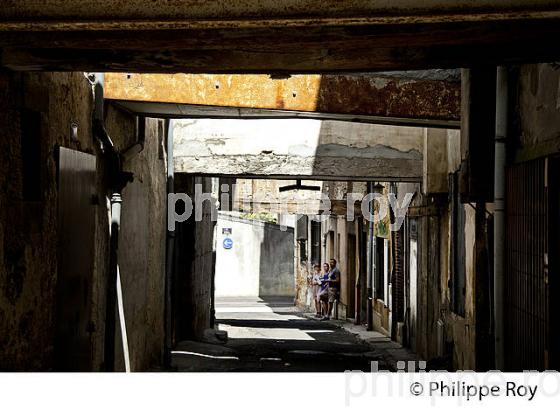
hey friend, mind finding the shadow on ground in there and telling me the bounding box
[172,296,387,372]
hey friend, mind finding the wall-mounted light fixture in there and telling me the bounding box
[70,122,79,141]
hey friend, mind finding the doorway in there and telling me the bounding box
[346,234,357,319]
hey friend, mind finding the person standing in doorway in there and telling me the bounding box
[323,258,341,320]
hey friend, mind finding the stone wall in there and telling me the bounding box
[0,72,97,370]
[172,175,216,341]
[113,118,167,371]
[0,72,167,371]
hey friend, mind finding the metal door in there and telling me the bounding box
[55,147,97,370]
[505,158,548,371]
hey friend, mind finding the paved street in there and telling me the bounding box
[172,297,414,372]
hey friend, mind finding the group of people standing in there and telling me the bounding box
[308,258,341,320]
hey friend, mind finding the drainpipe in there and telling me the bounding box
[164,119,175,368]
[93,73,133,372]
[106,192,126,371]
[494,66,508,370]
[366,182,375,331]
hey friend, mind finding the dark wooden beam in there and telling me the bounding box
[1,5,560,72]
[2,1,559,22]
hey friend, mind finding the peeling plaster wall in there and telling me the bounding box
[442,204,477,370]
[423,128,449,194]
[294,240,311,311]
[173,119,424,181]
[408,123,478,369]
[440,123,478,369]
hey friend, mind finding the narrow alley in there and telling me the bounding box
[1,0,560,381]
[172,296,416,372]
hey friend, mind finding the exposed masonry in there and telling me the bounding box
[175,154,422,180]
[173,119,424,180]
[194,143,423,160]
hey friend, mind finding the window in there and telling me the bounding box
[297,215,309,264]
[299,239,307,264]
[310,220,321,265]
[375,237,385,300]
[384,239,389,304]
[296,215,308,240]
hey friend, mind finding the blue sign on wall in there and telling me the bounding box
[223,237,233,249]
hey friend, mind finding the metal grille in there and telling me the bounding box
[393,229,405,323]
[505,158,548,371]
